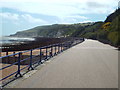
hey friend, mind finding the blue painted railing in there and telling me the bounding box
[0,38,84,87]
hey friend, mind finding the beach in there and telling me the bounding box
[0,46,61,85]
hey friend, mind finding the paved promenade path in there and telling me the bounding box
[7,39,118,88]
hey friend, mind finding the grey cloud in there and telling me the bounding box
[87,1,107,8]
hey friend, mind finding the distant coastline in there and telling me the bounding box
[1,37,75,52]
[0,36,35,45]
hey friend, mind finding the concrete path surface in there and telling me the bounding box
[6,39,118,88]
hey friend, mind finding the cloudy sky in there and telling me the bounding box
[0,0,119,36]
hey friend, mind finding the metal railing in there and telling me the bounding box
[0,38,84,87]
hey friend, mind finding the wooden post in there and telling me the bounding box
[6,52,9,63]
[13,52,16,62]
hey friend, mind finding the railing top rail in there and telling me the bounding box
[21,49,31,53]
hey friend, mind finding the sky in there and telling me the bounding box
[0,0,119,36]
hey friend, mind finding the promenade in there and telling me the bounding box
[6,39,118,88]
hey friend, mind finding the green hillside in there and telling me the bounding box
[10,8,120,47]
[10,23,93,38]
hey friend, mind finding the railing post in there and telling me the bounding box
[46,47,48,60]
[61,43,63,52]
[69,42,71,48]
[15,52,22,77]
[54,45,56,56]
[28,50,34,70]
[64,42,66,50]
[38,48,42,64]
[83,38,85,41]
[50,45,53,57]
[58,44,60,53]
[63,43,65,51]
[65,42,67,50]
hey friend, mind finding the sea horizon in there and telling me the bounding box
[0,36,35,45]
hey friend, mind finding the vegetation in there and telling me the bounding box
[71,8,120,47]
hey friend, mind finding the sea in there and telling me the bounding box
[0,36,35,45]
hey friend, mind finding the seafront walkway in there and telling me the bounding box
[6,39,118,88]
